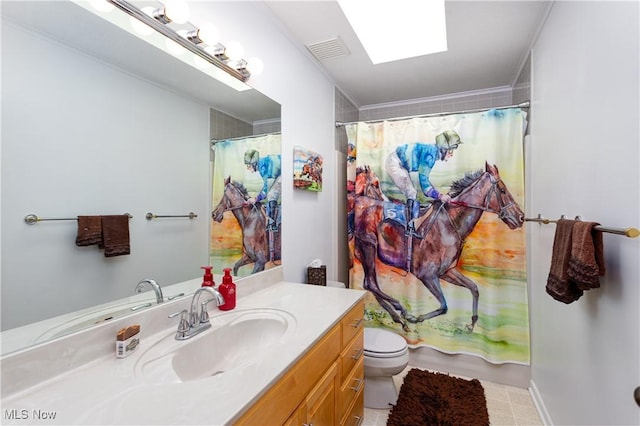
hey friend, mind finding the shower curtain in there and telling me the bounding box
[346,108,529,364]
[210,133,281,277]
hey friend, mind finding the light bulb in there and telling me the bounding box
[197,23,220,46]
[246,57,264,76]
[164,0,190,24]
[224,41,245,61]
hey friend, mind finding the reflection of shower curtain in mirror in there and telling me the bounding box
[210,134,282,277]
[346,109,530,364]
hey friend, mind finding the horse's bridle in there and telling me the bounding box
[219,183,256,213]
[449,172,516,220]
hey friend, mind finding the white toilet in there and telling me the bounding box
[363,327,409,409]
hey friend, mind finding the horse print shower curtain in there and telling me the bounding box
[210,133,281,278]
[346,108,529,364]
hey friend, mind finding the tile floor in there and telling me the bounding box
[363,366,544,426]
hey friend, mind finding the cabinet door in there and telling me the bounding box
[302,362,338,426]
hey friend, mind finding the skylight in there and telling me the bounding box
[336,0,448,64]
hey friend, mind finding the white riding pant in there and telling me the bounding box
[267,175,282,202]
[385,151,417,200]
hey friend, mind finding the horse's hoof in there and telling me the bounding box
[465,324,474,333]
[404,315,418,324]
[402,323,411,333]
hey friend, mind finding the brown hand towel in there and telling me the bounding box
[100,215,130,257]
[76,216,103,246]
[546,219,584,303]
[568,221,605,290]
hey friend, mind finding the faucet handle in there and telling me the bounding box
[169,309,190,335]
[199,299,217,324]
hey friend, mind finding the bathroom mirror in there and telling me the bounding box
[0,0,281,355]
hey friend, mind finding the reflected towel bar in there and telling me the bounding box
[24,213,133,225]
[145,212,198,220]
[525,214,639,238]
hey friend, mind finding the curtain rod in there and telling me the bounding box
[211,132,281,145]
[335,101,530,128]
[525,214,639,238]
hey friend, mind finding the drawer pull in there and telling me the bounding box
[351,348,364,360]
[350,377,364,393]
[354,415,364,426]
[350,318,364,329]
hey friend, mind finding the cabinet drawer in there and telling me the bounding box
[341,388,364,426]
[340,328,364,381]
[235,325,340,425]
[341,300,364,348]
[339,357,364,421]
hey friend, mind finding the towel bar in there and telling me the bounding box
[145,212,198,220]
[24,213,133,225]
[525,214,639,238]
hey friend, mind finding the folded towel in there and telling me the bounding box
[100,215,130,257]
[568,221,605,290]
[76,216,103,246]
[546,219,584,304]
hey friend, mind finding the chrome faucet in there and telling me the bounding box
[169,287,225,340]
[135,279,164,304]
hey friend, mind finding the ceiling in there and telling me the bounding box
[265,1,553,107]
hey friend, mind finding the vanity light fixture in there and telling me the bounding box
[230,57,265,79]
[185,23,220,46]
[107,0,260,83]
[151,0,191,25]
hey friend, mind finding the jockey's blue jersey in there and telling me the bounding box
[395,143,440,198]
[256,154,281,200]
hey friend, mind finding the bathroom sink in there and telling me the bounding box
[34,299,159,343]
[135,308,296,384]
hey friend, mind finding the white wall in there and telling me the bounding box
[529,2,640,425]
[1,20,211,329]
[188,2,338,284]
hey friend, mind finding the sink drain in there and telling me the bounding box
[210,370,224,377]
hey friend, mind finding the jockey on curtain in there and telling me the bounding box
[384,130,463,237]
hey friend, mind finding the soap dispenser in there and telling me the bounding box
[200,266,215,288]
[218,268,236,311]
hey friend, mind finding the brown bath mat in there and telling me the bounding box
[387,369,489,426]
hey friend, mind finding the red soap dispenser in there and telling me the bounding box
[218,268,236,311]
[200,266,215,287]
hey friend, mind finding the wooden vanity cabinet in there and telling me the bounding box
[338,300,365,426]
[234,299,364,426]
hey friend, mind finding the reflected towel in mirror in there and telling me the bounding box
[76,216,103,246]
[101,215,130,257]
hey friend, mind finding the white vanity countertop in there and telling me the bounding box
[1,282,365,425]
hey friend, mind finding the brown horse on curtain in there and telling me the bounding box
[212,176,281,275]
[353,162,524,332]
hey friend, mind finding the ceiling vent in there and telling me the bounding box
[306,36,350,61]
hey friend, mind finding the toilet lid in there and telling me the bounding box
[364,328,408,358]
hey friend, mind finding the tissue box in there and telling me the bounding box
[307,265,326,286]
